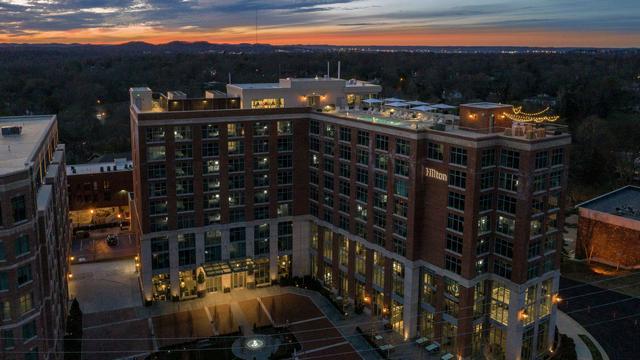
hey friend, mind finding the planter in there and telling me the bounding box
[197,290,206,298]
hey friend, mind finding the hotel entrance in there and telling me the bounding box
[152,273,170,301]
[278,255,291,280]
[391,301,404,335]
[179,270,197,300]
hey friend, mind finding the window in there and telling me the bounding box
[478,215,490,233]
[175,161,193,177]
[176,179,193,194]
[356,187,368,203]
[17,264,32,286]
[448,192,465,211]
[278,154,292,168]
[202,231,220,262]
[528,241,541,259]
[394,159,409,177]
[227,123,244,137]
[481,149,496,168]
[479,194,493,212]
[175,143,192,159]
[254,224,270,256]
[228,140,244,155]
[490,283,510,325]
[374,173,387,190]
[339,180,350,196]
[396,139,410,156]
[173,126,192,140]
[277,137,292,152]
[375,153,388,170]
[550,170,563,188]
[229,228,246,259]
[496,216,515,236]
[2,329,13,349]
[356,149,369,165]
[530,220,543,237]
[147,145,166,161]
[277,188,292,202]
[324,124,335,137]
[480,172,494,190]
[253,122,269,136]
[496,194,517,214]
[310,120,320,134]
[177,234,196,266]
[494,259,512,279]
[427,142,443,161]
[339,145,351,160]
[202,124,219,138]
[278,221,293,252]
[449,170,466,189]
[0,272,8,291]
[147,164,165,179]
[394,179,408,197]
[202,142,219,157]
[535,151,548,169]
[495,238,513,258]
[176,198,194,212]
[533,174,546,192]
[356,168,368,184]
[149,182,167,197]
[22,320,37,341]
[498,172,519,192]
[446,233,463,254]
[393,218,407,238]
[551,148,564,166]
[18,292,33,315]
[374,230,386,247]
[228,158,243,173]
[500,149,520,169]
[11,196,26,222]
[357,131,369,146]
[146,127,165,142]
[374,210,386,228]
[445,255,462,274]
[393,237,406,256]
[447,213,464,233]
[229,208,245,223]
[278,120,292,135]
[373,192,387,209]
[277,171,292,185]
[375,135,389,151]
[450,147,467,166]
[15,234,29,257]
[339,127,351,142]
[394,198,408,217]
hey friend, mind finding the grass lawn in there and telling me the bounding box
[561,259,640,298]
[578,334,604,360]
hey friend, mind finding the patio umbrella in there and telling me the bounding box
[406,100,429,106]
[385,101,410,108]
[362,98,383,104]
[431,104,457,110]
[383,97,405,103]
[411,105,437,112]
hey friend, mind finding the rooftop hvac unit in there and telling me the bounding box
[1,126,22,136]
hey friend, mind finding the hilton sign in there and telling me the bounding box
[425,167,447,181]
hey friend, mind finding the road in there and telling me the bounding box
[559,277,640,360]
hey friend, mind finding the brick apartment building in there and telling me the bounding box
[129,77,570,360]
[66,158,133,212]
[0,116,70,360]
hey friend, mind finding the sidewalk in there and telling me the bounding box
[557,310,609,360]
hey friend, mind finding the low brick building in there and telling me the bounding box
[576,186,640,269]
[66,158,133,211]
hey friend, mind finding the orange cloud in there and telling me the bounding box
[1,24,638,48]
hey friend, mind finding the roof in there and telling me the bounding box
[0,115,55,176]
[578,186,640,221]
[67,158,133,175]
[461,102,511,109]
[229,83,281,90]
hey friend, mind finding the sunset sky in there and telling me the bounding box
[0,0,639,47]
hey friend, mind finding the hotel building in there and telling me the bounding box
[0,116,70,360]
[130,77,570,359]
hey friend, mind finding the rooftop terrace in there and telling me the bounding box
[578,186,640,221]
[0,115,56,176]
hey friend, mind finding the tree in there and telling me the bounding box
[64,298,83,360]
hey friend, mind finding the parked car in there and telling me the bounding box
[106,234,118,246]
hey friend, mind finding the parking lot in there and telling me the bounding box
[71,225,137,263]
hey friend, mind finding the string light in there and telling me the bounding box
[503,106,560,123]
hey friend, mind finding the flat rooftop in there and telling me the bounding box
[578,186,640,221]
[67,159,133,175]
[0,115,55,176]
[228,83,281,90]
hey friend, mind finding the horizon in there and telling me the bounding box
[0,0,639,47]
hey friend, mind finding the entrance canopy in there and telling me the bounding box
[202,261,232,277]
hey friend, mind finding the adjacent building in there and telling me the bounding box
[0,116,70,360]
[576,186,640,269]
[130,77,570,360]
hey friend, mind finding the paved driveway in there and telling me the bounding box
[559,277,640,360]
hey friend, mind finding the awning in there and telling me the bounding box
[202,261,231,277]
[431,104,457,110]
[411,105,437,112]
[229,258,255,272]
[385,102,410,108]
